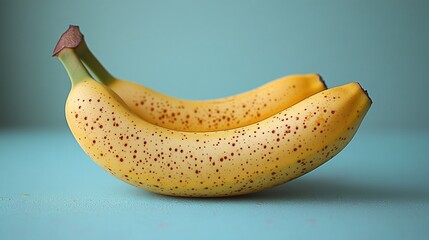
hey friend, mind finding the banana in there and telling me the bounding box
[59,25,327,132]
[55,46,372,197]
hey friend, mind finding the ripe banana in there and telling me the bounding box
[61,25,328,132]
[55,46,372,197]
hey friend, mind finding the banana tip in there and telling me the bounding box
[356,82,373,104]
[317,74,328,88]
[52,25,84,57]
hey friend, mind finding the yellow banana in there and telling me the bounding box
[60,25,327,132]
[95,74,325,132]
[55,46,372,197]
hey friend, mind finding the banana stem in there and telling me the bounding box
[57,48,92,86]
[76,40,115,85]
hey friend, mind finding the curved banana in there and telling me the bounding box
[55,47,372,197]
[60,25,327,132]
[94,74,326,132]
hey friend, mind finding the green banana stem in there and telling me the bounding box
[76,40,115,85]
[57,48,92,86]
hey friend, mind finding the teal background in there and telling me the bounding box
[1,1,429,240]
[1,0,428,130]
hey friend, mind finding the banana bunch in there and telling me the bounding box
[54,26,372,197]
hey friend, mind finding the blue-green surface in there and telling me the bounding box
[1,130,428,239]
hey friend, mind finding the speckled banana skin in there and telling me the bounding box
[71,25,326,132]
[57,48,371,197]
[102,74,326,132]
